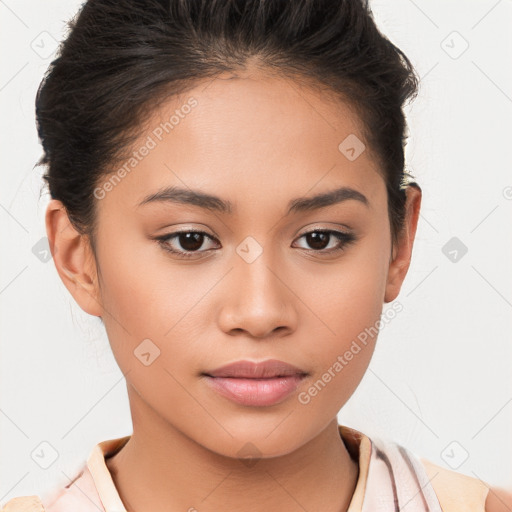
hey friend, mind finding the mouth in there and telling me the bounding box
[201,359,309,407]
[202,358,309,379]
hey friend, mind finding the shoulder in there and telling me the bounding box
[1,496,45,512]
[2,466,103,512]
[484,486,512,512]
[420,457,512,512]
[41,465,104,512]
[1,435,130,512]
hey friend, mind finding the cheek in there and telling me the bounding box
[94,226,224,395]
[96,224,199,331]
[297,222,390,338]
[93,226,186,362]
[292,296,382,422]
[293,229,390,408]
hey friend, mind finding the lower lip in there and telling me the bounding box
[203,374,306,406]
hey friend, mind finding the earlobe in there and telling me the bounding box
[45,199,103,317]
[384,185,422,303]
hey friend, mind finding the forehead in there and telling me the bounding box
[98,70,386,216]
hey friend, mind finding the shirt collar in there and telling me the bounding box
[86,424,371,512]
[87,436,130,512]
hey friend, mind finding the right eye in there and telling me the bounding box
[155,230,221,258]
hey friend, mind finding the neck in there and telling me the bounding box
[106,386,359,512]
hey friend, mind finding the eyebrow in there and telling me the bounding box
[137,185,369,215]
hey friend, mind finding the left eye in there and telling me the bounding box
[293,230,356,254]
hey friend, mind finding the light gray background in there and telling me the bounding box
[1,0,511,504]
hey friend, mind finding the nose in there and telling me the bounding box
[217,251,298,339]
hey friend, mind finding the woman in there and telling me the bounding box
[2,0,511,510]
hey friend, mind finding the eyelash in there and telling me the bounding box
[155,229,357,259]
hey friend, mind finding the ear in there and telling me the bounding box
[384,184,422,303]
[45,199,103,317]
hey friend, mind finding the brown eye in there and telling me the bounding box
[175,232,205,251]
[156,230,220,258]
[293,230,356,254]
[304,231,330,250]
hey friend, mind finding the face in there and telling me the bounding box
[48,69,420,458]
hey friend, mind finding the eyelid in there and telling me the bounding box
[295,222,353,235]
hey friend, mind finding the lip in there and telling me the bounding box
[202,359,308,407]
[203,359,308,379]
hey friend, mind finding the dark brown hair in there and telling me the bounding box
[36,0,420,252]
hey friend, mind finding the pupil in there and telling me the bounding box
[180,233,203,251]
[307,232,329,250]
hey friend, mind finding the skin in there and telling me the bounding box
[486,488,512,512]
[45,68,424,511]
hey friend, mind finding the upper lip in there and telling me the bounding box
[203,359,308,379]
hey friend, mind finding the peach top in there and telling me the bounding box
[3,425,490,512]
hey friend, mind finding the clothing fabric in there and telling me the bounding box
[2,425,490,512]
